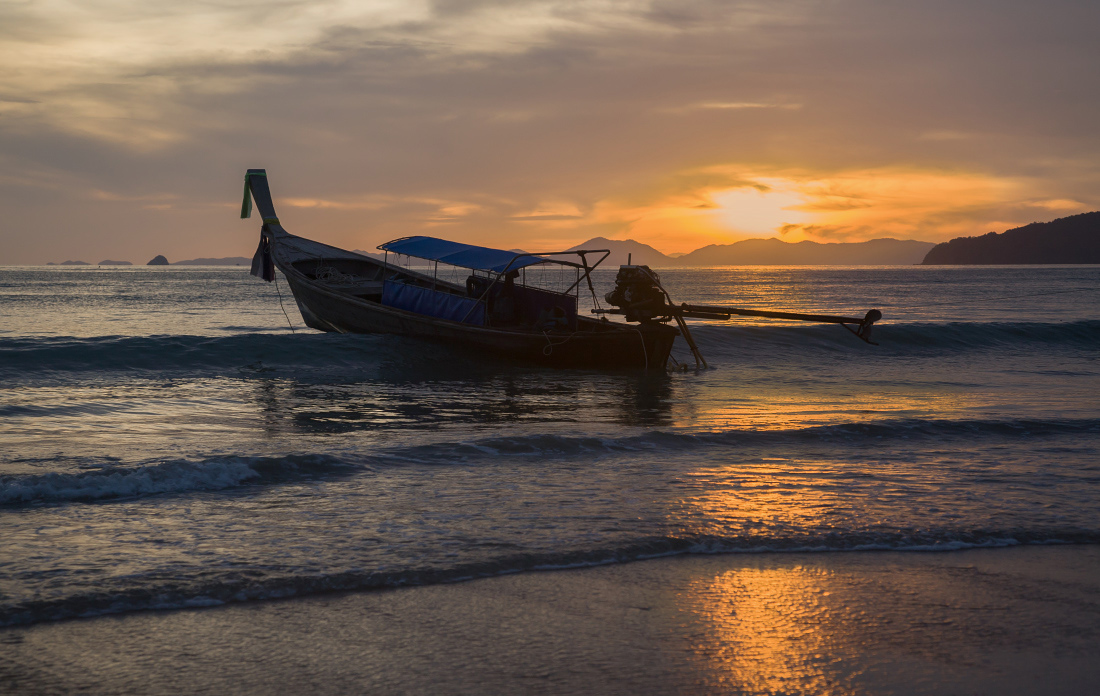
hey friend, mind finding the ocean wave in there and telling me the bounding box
[0,333,393,375]
[378,416,1100,465]
[0,320,1096,375]
[2,531,1097,628]
[690,319,1100,355]
[0,454,359,506]
[5,416,1095,506]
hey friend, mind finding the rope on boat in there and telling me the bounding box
[631,327,649,369]
[314,266,362,285]
[541,330,581,356]
[274,272,295,333]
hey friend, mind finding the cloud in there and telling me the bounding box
[919,130,978,142]
[2,0,1100,262]
[1030,198,1084,211]
[661,101,803,114]
[577,164,1094,251]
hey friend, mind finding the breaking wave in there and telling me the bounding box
[691,319,1100,355]
[0,320,1096,375]
[380,416,1100,464]
[0,333,392,375]
[0,454,359,505]
[5,416,1096,506]
[2,531,1096,628]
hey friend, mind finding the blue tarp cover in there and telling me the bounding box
[382,280,486,325]
[378,236,551,273]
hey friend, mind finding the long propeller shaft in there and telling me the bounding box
[677,304,869,325]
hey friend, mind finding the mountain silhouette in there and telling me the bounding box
[565,237,673,266]
[922,212,1100,264]
[674,238,933,265]
[567,236,934,266]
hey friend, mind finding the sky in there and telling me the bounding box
[1,0,1098,263]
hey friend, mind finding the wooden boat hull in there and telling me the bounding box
[241,168,676,369]
[275,245,678,370]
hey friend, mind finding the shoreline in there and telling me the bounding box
[3,538,1093,630]
[3,544,1098,695]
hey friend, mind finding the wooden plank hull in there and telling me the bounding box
[278,256,678,370]
[240,171,677,369]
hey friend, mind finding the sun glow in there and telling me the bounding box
[710,179,814,236]
[585,165,1077,254]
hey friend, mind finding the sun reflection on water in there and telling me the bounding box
[680,565,867,695]
[666,458,876,548]
[668,374,981,432]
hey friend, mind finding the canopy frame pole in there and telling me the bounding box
[562,250,610,301]
[459,269,508,325]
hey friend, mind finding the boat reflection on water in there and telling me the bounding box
[246,366,678,436]
[240,323,982,438]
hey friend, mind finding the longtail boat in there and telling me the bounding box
[241,169,881,369]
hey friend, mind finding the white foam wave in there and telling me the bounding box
[3,536,1090,627]
[0,459,262,504]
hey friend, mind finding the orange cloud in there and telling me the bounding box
[579,165,1089,252]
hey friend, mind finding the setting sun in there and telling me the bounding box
[575,165,1072,254]
[710,180,813,237]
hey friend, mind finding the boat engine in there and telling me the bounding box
[604,265,670,323]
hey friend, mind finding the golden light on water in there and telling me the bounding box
[664,460,881,694]
[667,380,979,433]
[684,565,857,695]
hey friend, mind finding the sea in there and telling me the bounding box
[1,264,1098,627]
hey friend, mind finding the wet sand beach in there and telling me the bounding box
[4,545,1098,695]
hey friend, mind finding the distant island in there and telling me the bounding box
[43,255,254,267]
[922,211,1100,264]
[38,237,934,269]
[676,238,935,265]
[147,255,254,266]
[172,256,251,266]
[65,214,1100,271]
[566,236,935,266]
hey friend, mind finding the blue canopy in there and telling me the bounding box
[378,236,554,274]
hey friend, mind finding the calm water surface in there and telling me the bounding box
[1,265,1098,625]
